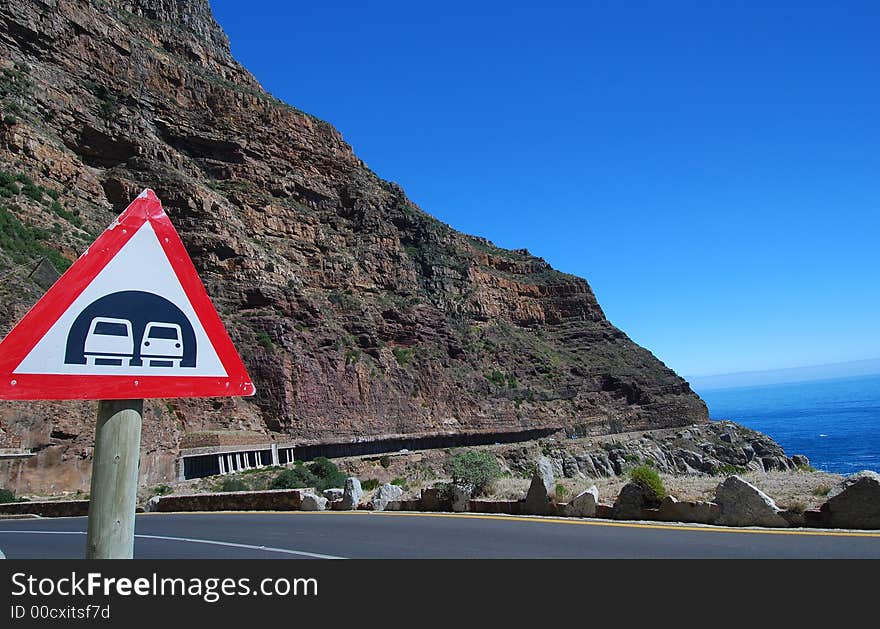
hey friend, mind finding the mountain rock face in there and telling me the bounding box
[0,0,707,493]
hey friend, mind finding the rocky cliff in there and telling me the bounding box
[0,0,707,493]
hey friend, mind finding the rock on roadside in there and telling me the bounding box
[341,478,363,510]
[450,483,474,513]
[300,492,328,511]
[323,488,344,502]
[657,496,719,525]
[612,481,661,520]
[820,470,880,530]
[369,483,404,511]
[714,475,788,528]
[523,456,555,515]
[564,486,599,518]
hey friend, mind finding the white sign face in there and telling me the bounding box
[13,222,228,377]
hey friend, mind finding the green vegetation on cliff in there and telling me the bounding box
[0,169,80,272]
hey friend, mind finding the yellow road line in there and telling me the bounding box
[137,510,880,538]
[372,511,880,537]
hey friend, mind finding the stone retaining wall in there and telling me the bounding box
[147,489,307,513]
[468,500,523,515]
[0,500,90,518]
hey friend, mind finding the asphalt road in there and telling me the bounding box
[1,512,879,559]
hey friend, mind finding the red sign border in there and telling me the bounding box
[0,190,255,400]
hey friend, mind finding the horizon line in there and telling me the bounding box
[684,356,880,380]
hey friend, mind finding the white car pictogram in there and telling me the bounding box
[83,317,134,366]
[140,322,184,368]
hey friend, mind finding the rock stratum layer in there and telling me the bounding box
[0,0,707,493]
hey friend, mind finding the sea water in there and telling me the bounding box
[696,374,880,474]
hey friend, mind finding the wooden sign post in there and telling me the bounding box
[86,399,143,559]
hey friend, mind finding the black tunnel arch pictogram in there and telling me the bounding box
[64,290,197,368]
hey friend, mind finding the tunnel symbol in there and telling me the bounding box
[64,291,196,368]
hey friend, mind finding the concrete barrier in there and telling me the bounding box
[0,500,89,518]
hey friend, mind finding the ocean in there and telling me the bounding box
[696,374,880,475]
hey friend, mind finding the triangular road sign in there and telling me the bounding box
[0,189,255,400]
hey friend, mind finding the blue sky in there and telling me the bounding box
[209,1,879,377]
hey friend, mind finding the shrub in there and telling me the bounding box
[379,455,391,468]
[270,467,318,490]
[0,487,15,503]
[218,478,249,493]
[486,369,505,386]
[813,483,832,497]
[449,450,502,492]
[344,348,360,364]
[50,200,83,227]
[307,457,336,479]
[0,182,16,199]
[361,479,380,491]
[307,457,346,491]
[268,459,347,492]
[554,482,568,501]
[437,481,467,501]
[151,484,172,496]
[786,499,807,514]
[256,331,273,349]
[391,477,407,488]
[21,181,43,202]
[716,464,748,476]
[328,289,359,311]
[0,203,72,271]
[630,465,666,501]
[392,346,414,366]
